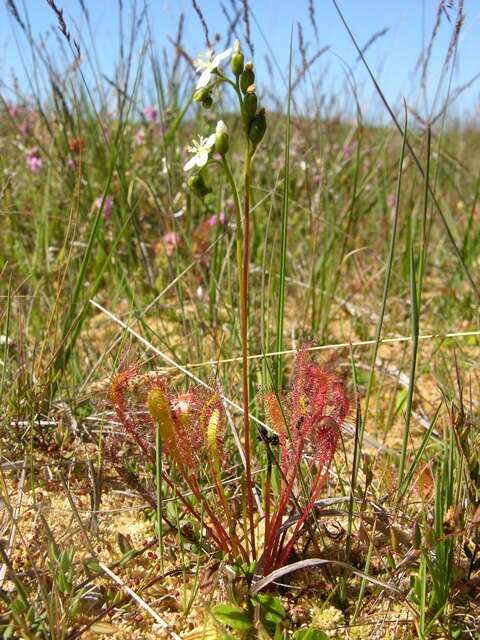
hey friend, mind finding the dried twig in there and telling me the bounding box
[45,0,80,59]
[191,0,210,49]
[308,0,318,40]
[99,562,182,640]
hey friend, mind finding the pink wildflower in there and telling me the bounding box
[8,104,18,119]
[208,211,226,227]
[343,143,353,160]
[163,231,180,256]
[143,106,158,122]
[26,150,43,173]
[387,192,396,209]
[156,123,166,136]
[94,194,113,220]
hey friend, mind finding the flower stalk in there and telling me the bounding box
[185,40,267,561]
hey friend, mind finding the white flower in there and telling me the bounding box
[183,133,216,171]
[194,48,232,90]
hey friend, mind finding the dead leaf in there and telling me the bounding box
[91,622,118,635]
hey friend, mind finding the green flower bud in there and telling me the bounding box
[194,87,213,108]
[215,120,229,155]
[193,87,208,102]
[201,93,213,109]
[231,40,244,76]
[240,61,255,94]
[244,92,257,118]
[188,172,212,198]
[248,108,266,149]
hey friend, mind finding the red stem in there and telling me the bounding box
[241,151,256,559]
[276,468,328,569]
[161,472,228,552]
[262,457,300,575]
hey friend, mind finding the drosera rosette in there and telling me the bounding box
[108,367,250,562]
[260,346,350,576]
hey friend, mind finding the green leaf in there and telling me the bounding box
[251,594,285,634]
[394,388,407,414]
[293,628,329,640]
[116,532,133,555]
[212,604,253,631]
[118,548,138,566]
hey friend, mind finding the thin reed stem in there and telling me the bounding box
[241,146,256,559]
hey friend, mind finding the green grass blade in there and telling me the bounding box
[275,30,293,390]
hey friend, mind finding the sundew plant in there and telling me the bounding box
[2,0,480,638]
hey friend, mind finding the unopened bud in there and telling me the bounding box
[215,120,229,155]
[240,61,255,94]
[248,108,266,149]
[193,87,213,108]
[201,93,213,109]
[231,40,244,76]
[244,92,257,118]
[193,87,208,102]
[188,172,212,198]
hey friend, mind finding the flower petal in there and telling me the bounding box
[212,48,232,68]
[205,133,216,149]
[196,150,209,167]
[194,50,213,71]
[184,157,197,172]
[196,70,212,89]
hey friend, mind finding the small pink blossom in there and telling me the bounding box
[163,231,180,256]
[94,194,113,220]
[343,143,353,160]
[143,106,158,122]
[156,123,166,136]
[208,211,226,227]
[134,128,145,145]
[26,150,43,173]
[387,193,396,209]
[313,174,321,185]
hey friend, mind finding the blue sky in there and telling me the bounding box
[1,1,479,122]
